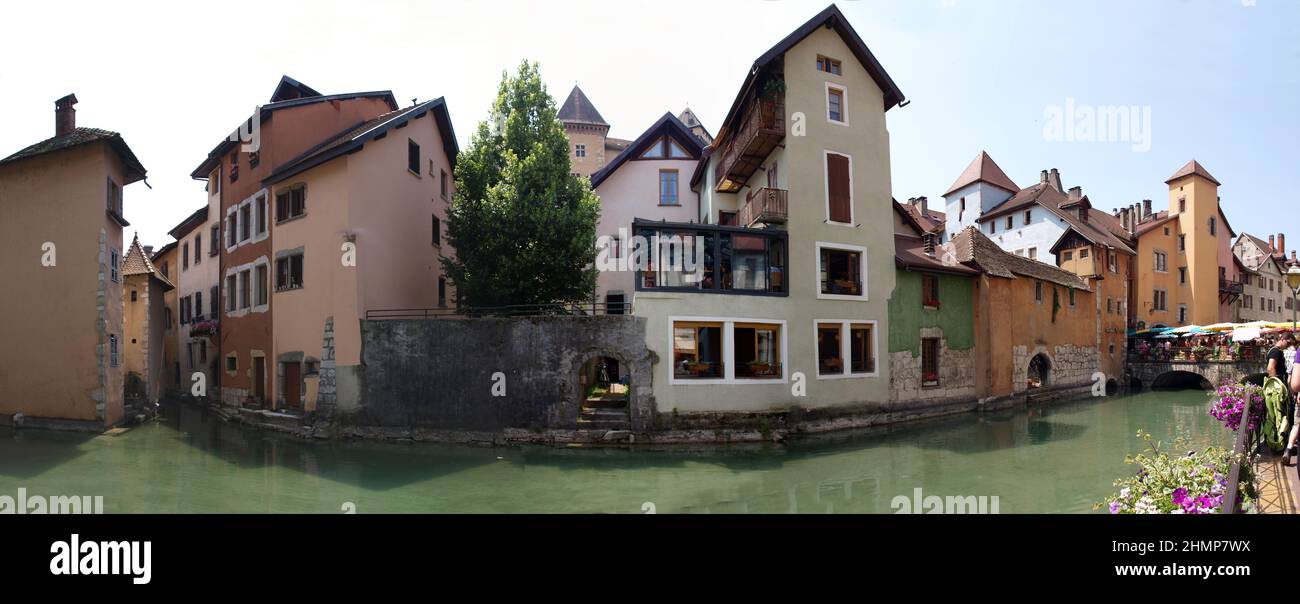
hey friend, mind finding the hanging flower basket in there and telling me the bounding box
[190,319,220,337]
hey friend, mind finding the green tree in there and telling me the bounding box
[442,61,600,309]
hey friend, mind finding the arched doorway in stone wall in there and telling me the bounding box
[577,356,630,431]
[1028,353,1052,390]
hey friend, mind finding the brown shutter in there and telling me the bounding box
[826,153,851,223]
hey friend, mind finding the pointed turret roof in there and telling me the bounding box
[557,85,608,126]
[943,151,1019,196]
[1165,159,1221,186]
[122,234,174,290]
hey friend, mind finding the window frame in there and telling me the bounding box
[822,150,854,225]
[667,317,788,386]
[815,241,868,301]
[814,320,879,380]
[825,83,848,125]
[658,169,680,206]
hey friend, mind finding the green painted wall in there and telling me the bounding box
[888,270,976,354]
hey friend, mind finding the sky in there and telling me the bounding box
[1,0,1297,252]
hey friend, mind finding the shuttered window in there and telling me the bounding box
[826,152,851,223]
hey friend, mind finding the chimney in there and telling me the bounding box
[1048,168,1063,192]
[1040,170,1049,185]
[55,94,78,137]
[914,196,927,209]
[1279,234,1286,255]
[1130,204,1138,226]
[922,233,936,257]
[1270,235,1276,252]
[143,245,154,255]
[1292,250,1297,263]
[1067,186,1082,201]
[1142,199,1152,219]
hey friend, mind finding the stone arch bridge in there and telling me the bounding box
[1127,360,1268,391]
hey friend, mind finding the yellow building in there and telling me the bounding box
[149,240,181,391]
[1130,160,1239,328]
[122,235,175,404]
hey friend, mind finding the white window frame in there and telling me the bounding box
[223,256,271,318]
[825,82,848,126]
[815,241,868,301]
[822,150,854,226]
[667,317,788,386]
[813,319,880,380]
[225,188,270,253]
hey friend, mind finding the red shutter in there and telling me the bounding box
[826,154,851,223]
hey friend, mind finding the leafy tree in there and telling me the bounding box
[442,61,600,309]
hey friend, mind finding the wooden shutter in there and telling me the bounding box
[826,153,851,223]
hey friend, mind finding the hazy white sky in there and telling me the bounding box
[2,0,1297,251]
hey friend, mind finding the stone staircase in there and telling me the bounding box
[577,393,630,431]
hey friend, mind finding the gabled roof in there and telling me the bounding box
[190,79,399,179]
[168,205,209,239]
[0,127,147,184]
[943,151,1019,197]
[557,86,608,126]
[150,240,178,262]
[977,182,1056,223]
[896,199,944,234]
[893,201,977,276]
[1240,232,1273,255]
[1048,197,1138,256]
[590,112,703,188]
[678,107,713,144]
[950,226,1090,290]
[1134,210,1173,236]
[1165,159,1221,186]
[263,97,458,186]
[122,234,174,291]
[270,75,323,103]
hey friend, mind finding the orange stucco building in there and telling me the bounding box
[190,76,398,407]
[0,95,147,429]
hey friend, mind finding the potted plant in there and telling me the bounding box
[922,371,939,387]
[747,360,773,376]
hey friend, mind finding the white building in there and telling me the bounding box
[169,180,223,397]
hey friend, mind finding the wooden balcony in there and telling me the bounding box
[738,187,788,227]
[714,92,785,193]
[1219,277,1243,305]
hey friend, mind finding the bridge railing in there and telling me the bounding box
[1219,425,1256,514]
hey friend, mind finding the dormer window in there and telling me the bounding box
[816,55,842,75]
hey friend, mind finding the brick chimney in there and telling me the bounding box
[55,94,78,137]
[1142,199,1152,219]
[1067,186,1082,201]
[1040,170,1049,185]
[1279,233,1286,256]
[1270,235,1276,252]
[922,233,936,257]
[1048,168,1063,192]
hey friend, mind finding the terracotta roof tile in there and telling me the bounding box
[122,234,174,290]
[943,151,1019,197]
[949,226,1090,290]
[1165,160,1221,186]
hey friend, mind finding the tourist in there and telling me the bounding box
[1273,332,1297,464]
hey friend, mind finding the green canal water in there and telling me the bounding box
[0,389,1229,513]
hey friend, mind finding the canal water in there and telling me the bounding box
[0,389,1228,513]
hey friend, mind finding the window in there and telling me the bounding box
[1035,281,1043,302]
[1178,304,1188,324]
[959,197,966,215]
[194,290,203,321]
[408,139,420,174]
[210,285,218,317]
[440,170,449,200]
[226,355,237,372]
[1108,251,1117,272]
[226,275,237,312]
[182,242,189,270]
[438,277,447,308]
[228,212,238,247]
[1024,210,1032,225]
[826,86,845,123]
[1107,297,1114,314]
[276,253,304,291]
[1068,288,1076,307]
[181,295,191,323]
[990,220,997,234]
[199,340,207,363]
[164,307,173,329]
[575,144,586,158]
[256,265,268,305]
[818,245,864,298]
[131,289,137,302]
[239,270,251,309]
[431,215,441,246]
[229,152,239,182]
[1178,267,1187,285]
[1178,234,1186,251]
[733,323,782,379]
[921,338,940,387]
[817,321,876,378]
[1178,198,1186,212]
[1154,251,1168,272]
[106,178,122,215]
[1063,251,1073,261]
[922,274,940,308]
[1153,289,1168,311]
[249,150,260,168]
[636,224,786,295]
[1209,216,1217,236]
[240,204,251,241]
[825,152,852,223]
[673,322,724,379]
[110,250,119,283]
[161,261,169,279]
[109,335,119,367]
[1028,248,1037,261]
[659,170,679,206]
[1005,216,1013,230]
[276,187,306,222]
[194,235,202,265]
[816,55,842,75]
[1079,248,1088,259]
